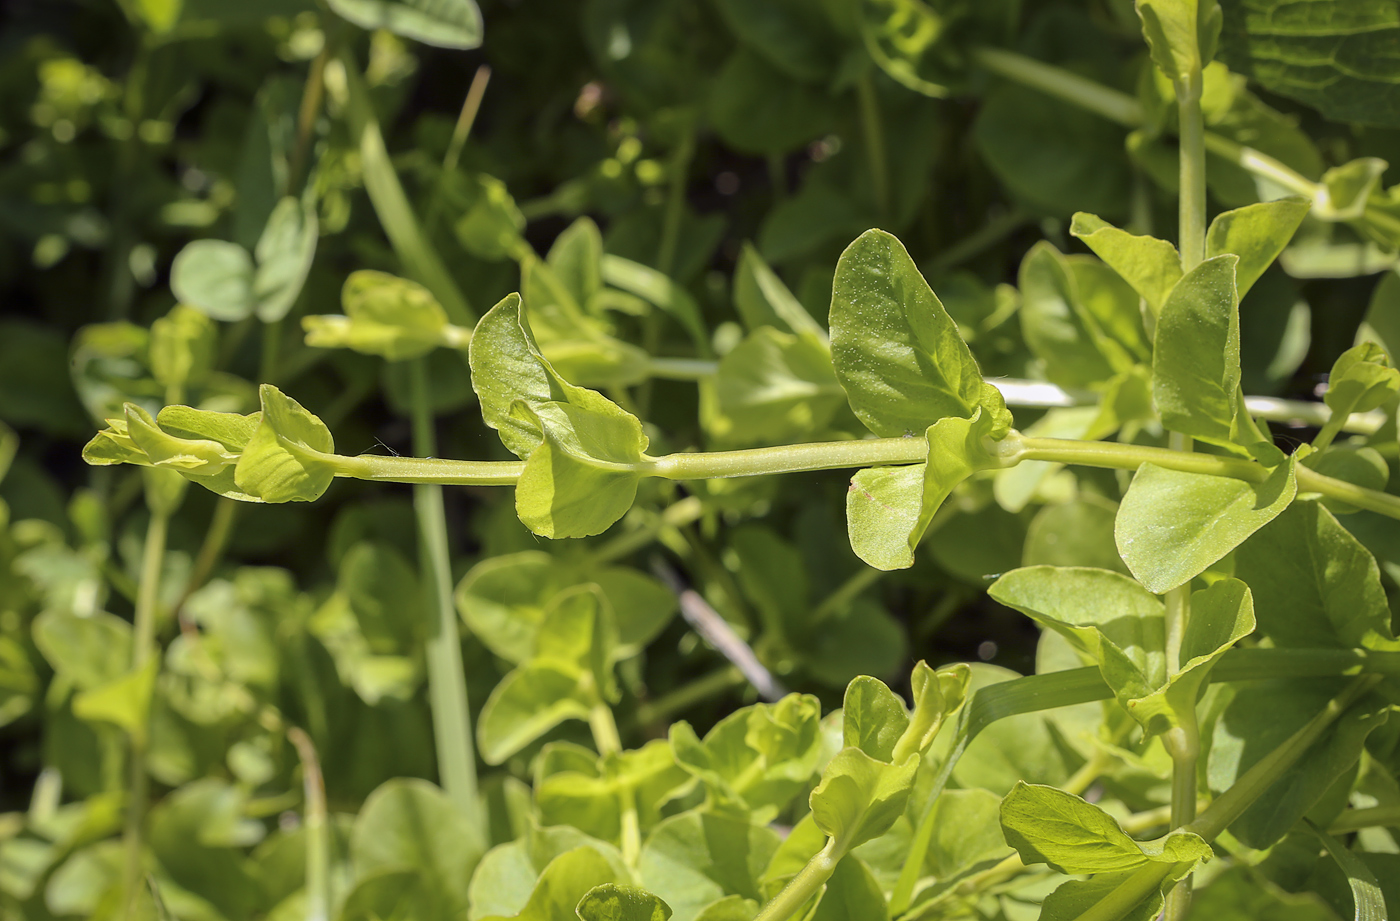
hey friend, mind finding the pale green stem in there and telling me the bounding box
[174,497,239,613]
[316,432,1400,520]
[754,839,844,921]
[409,359,481,824]
[426,65,491,235]
[633,667,745,726]
[586,496,704,567]
[121,507,168,919]
[287,43,330,198]
[971,46,1145,126]
[1329,804,1400,834]
[645,357,718,381]
[856,68,891,222]
[1176,70,1207,271]
[588,703,622,756]
[810,566,885,624]
[287,727,330,921]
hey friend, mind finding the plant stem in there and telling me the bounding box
[645,357,718,381]
[928,208,1029,273]
[971,47,1145,126]
[856,68,891,222]
[810,566,885,624]
[634,666,745,726]
[1187,675,1381,841]
[656,119,695,279]
[426,65,492,235]
[586,496,703,567]
[1176,71,1207,270]
[288,43,330,197]
[408,358,481,824]
[287,727,330,921]
[1329,804,1400,834]
[588,703,622,756]
[121,506,168,918]
[754,839,843,921]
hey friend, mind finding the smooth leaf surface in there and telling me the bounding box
[1070,213,1182,316]
[576,885,672,921]
[1152,254,1241,442]
[808,747,918,851]
[1205,198,1309,299]
[327,0,483,49]
[1115,458,1296,594]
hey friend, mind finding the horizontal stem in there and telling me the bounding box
[646,357,718,381]
[1014,436,1267,481]
[972,47,1144,126]
[332,453,524,485]
[646,437,928,479]
[1329,804,1400,834]
[1297,465,1400,518]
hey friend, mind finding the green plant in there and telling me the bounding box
[3,0,1400,920]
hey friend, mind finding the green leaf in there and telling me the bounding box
[845,409,1003,571]
[1234,500,1400,651]
[1324,342,1400,419]
[1219,2,1400,127]
[454,173,527,260]
[708,49,833,157]
[32,610,131,691]
[537,741,691,845]
[842,677,908,762]
[479,846,623,921]
[1208,680,1391,848]
[860,0,952,97]
[1304,445,1390,515]
[352,778,486,916]
[638,811,779,921]
[733,243,825,339]
[1320,158,1389,222]
[71,660,158,743]
[234,384,336,503]
[711,328,847,446]
[512,398,646,539]
[148,306,216,397]
[252,196,317,321]
[134,0,183,32]
[600,255,709,353]
[1070,213,1183,317]
[303,270,453,360]
[326,0,483,49]
[470,828,630,921]
[1037,871,1171,921]
[1017,242,1131,388]
[1115,457,1297,594]
[808,747,918,851]
[669,695,824,821]
[830,229,1006,438]
[1152,253,1241,442]
[999,781,1212,875]
[476,662,596,765]
[170,240,256,322]
[576,885,672,921]
[1136,0,1221,84]
[1205,198,1309,299]
[922,789,1013,880]
[536,584,619,704]
[1308,823,1388,921]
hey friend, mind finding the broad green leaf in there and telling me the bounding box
[512,398,646,539]
[1136,0,1221,84]
[733,243,825,340]
[326,0,483,49]
[549,218,603,313]
[470,828,630,921]
[477,661,596,765]
[1023,497,1130,573]
[134,0,183,31]
[1115,458,1297,594]
[454,173,527,260]
[708,50,833,157]
[146,779,261,918]
[157,405,259,457]
[711,0,843,83]
[171,240,256,322]
[693,896,759,921]
[1018,242,1127,388]
[536,585,619,704]
[638,811,779,921]
[999,781,1212,875]
[124,404,236,473]
[922,789,1013,879]
[252,196,317,321]
[805,855,888,921]
[537,742,691,845]
[842,677,908,763]
[576,885,672,921]
[352,778,486,916]
[71,660,158,743]
[1220,1,1400,128]
[1234,500,1400,651]
[846,409,1003,571]
[830,229,1007,437]
[32,610,131,691]
[1209,680,1392,848]
[148,306,216,397]
[1070,213,1182,316]
[303,270,454,360]
[808,747,918,851]
[600,256,708,353]
[234,384,336,503]
[1152,254,1241,442]
[1205,198,1309,299]
[1324,342,1400,419]
[711,329,846,446]
[1070,257,1152,364]
[479,846,622,921]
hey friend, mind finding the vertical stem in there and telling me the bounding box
[656,119,695,278]
[121,507,168,918]
[106,33,151,318]
[175,497,239,611]
[588,703,623,757]
[287,727,330,921]
[1176,71,1207,271]
[754,838,843,921]
[426,65,492,235]
[287,43,330,197]
[1164,57,1207,921]
[855,68,891,223]
[408,358,482,824]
